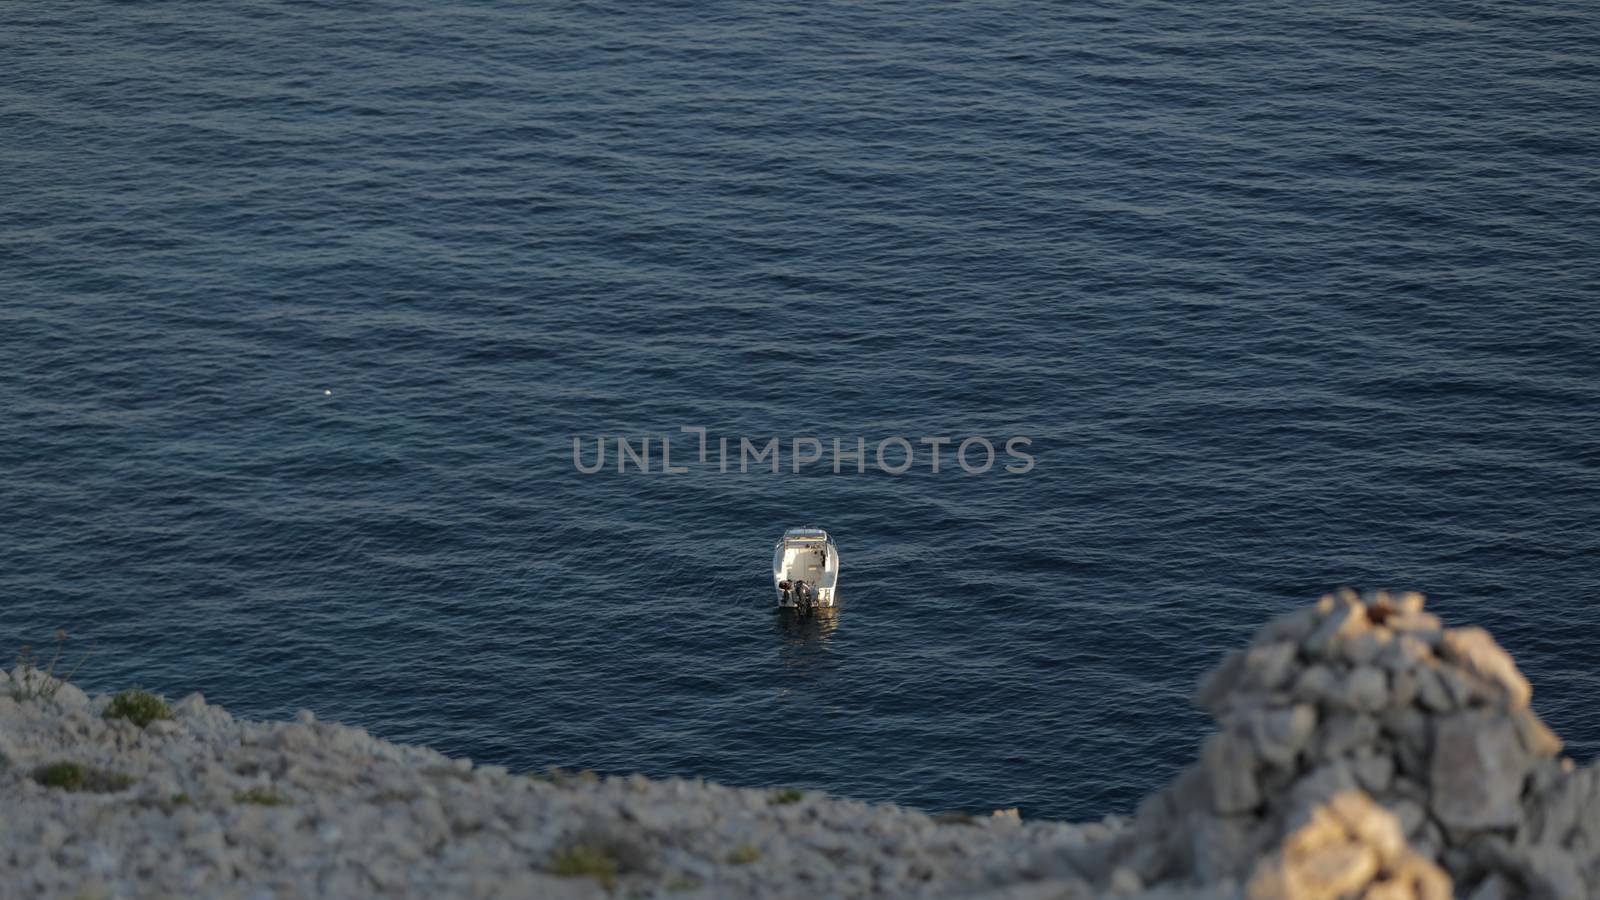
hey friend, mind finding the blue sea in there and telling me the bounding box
[3,1,1598,821]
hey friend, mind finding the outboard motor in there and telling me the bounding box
[778,579,792,605]
[795,581,815,615]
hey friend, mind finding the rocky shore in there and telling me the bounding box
[2,591,1595,899]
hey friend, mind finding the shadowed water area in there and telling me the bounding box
[2,0,1597,819]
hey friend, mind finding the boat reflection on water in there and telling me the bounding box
[773,602,839,673]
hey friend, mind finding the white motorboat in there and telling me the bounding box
[772,527,840,611]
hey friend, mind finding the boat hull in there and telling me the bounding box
[772,529,840,609]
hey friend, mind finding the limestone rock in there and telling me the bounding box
[1304,601,1369,659]
[1512,708,1562,758]
[1387,612,1444,648]
[1291,841,1377,896]
[1439,628,1531,709]
[1395,592,1426,615]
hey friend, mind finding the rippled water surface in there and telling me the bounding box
[3,1,1599,819]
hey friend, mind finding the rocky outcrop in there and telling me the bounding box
[0,666,1125,899]
[979,590,1599,899]
[3,591,1596,899]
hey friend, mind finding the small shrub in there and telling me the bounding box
[103,688,174,728]
[548,829,650,889]
[726,844,762,865]
[34,761,87,790]
[33,761,134,793]
[550,844,619,888]
[10,631,92,702]
[665,875,703,891]
[770,787,804,805]
[233,786,287,806]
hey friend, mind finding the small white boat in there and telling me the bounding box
[772,527,840,611]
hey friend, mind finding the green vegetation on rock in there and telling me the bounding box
[726,844,762,865]
[549,844,620,888]
[770,787,804,805]
[33,761,135,793]
[103,689,174,728]
[234,787,288,806]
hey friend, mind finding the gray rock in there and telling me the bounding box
[1249,705,1316,769]
[1202,731,1260,815]
[1241,641,1299,692]
[1389,669,1419,707]
[1166,763,1212,818]
[1379,708,1430,766]
[1431,711,1529,830]
[146,718,179,737]
[1342,631,1388,667]
[1194,651,1246,713]
[1529,755,1576,797]
[1187,813,1254,884]
[1435,666,1483,709]
[1377,633,1435,672]
[1351,752,1394,794]
[1290,760,1358,810]
[49,682,91,708]
[1466,873,1513,900]
[1338,667,1389,713]
[1414,666,1457,713]
[1318,713,1379,760]
[1383,798,1425,838]
[1519,844,1585,900]
[1292,665,1338,705]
